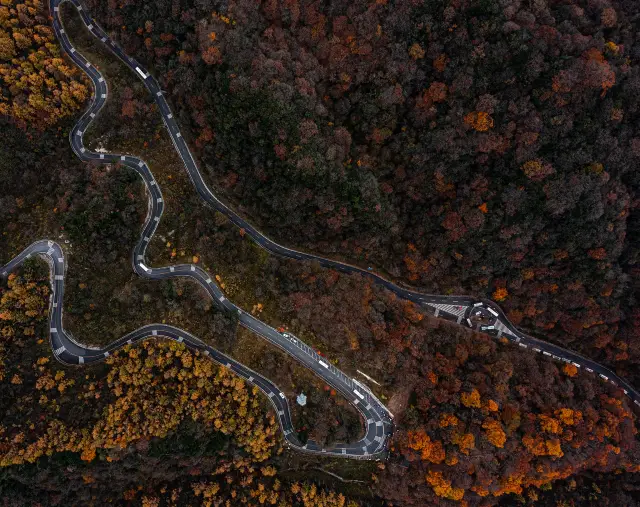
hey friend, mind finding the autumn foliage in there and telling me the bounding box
[460,388,481,408]
[0,0,89,128]
[492,287,508,302]
[463,111,494,132]
[382,320,638,505]
[0,271,49,381]
[0,339,278,466]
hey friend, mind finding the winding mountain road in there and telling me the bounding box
[2,0,394,460]
[1,0,639,462]
[59,0,639,407]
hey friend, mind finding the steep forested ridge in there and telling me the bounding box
[255,258,640,504]
[83,0,640,388]
[0,0,639,505]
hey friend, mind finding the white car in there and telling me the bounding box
[279,392,285,399]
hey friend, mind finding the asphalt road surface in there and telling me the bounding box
[0,0,395,461]
[2,0,638,462]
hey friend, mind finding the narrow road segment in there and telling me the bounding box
[1,0,638,466]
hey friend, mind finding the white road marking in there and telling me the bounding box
[12,2,607,459]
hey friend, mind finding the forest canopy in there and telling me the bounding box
[0,0,89,128]
[81,0,640,389]
[1,0,640,504]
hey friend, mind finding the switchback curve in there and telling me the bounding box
[47,0,639,408]
[0,0,395,460]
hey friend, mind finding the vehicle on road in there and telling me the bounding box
[7,0,633,465]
